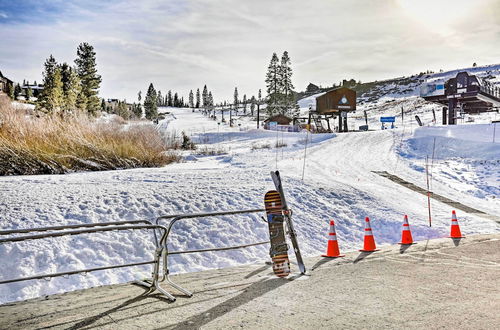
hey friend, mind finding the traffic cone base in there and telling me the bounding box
[360,217,378,252]
[322,254,345,258]
[322,220,344,258]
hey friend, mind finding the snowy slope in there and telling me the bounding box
[0,105,499,304]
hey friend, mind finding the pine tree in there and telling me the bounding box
[75,42,102,115]
[195,88,200,108]
[279,51,298,117]
[144,83,158,120]
[37,55,64,113]
[233,87,239,112]
[7,83,14,99]
[208,91,213,107]
[26,86,33,101]
[132,102,142,118]
[265,52,282,116]
[101,98,106,112]
[250,96,256,116]
[242,94,247,114]
[60,63,81,112]
[14,84,22,100]
[137,91,142,103]
[173,92,179,107]
[202,85,208,108]
[167,90,172,107]
[157,90,163,107]
[189,90,194,109]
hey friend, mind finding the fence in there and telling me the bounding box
[0,208,269,302]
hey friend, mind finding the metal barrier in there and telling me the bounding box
[0,208,269,302]
[154,208,268,298]
[0,220,179,301]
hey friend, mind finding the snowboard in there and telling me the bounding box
[264,190,291,278]
[270,171,306,274]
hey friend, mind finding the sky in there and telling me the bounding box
[1,0,500,103]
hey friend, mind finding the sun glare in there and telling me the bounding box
[396,0,479,34]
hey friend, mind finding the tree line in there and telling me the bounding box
[141,83,190,120]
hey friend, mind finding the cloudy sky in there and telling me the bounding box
[1,0,499,103]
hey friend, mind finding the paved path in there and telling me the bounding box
[1,234,499,329]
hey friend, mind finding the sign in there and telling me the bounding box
[380,116,395,123]
[268,121,278,130]
[338,105,351,109]
[341,111,347,118]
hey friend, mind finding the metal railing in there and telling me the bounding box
[0,208,270,302]
[0,220,180,301]
[154,208,268,297]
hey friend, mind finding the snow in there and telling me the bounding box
[1,72,500,304]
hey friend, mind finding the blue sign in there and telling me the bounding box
[380,116,395,123]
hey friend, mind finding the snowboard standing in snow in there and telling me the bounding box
[264,190,291,277]
[270,171,306,274]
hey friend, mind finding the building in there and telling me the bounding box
[21,83,44,99]
[0,71,14,94]
[263,114,294,130]
[310,87,356,132]
[306,83,320,94]
[420,71,500,124]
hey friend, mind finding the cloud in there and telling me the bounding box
[1,0,499,102]
[0,11,8,19]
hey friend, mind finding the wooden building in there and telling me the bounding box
[0,71,14,94]
[421,71,500,125]
[263,114,293,130]
[311,87,356,132]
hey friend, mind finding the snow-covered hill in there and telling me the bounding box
[1,104,498,304]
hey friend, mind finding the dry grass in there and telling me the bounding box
[0,95,179,175]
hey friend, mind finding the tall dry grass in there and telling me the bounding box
[0,95,179,175]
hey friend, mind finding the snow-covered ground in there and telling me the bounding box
[1,103,498,304]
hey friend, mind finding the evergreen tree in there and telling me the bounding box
[173,92,179,107]
[137,90,142,103]
[101,98,106,112]
[208,91,213,107]
[132,102,142,118]
[37,55,64,113]
[242,94,247,114]
[26,86,33,101]
[7,83,14,99]
[167,90,172,107]
[265,52,282,116]
[144,83,158,120]
[60,63,81,112]
[157,90,163,107]
[195,88,200,108]
[75,42,102,115]
[250,96,256,116]
[202,85,208,108]
[14,84,22,100]
[189,90,194,109]
[279,51,298,117]
[233,87,239,112]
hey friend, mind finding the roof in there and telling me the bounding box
[264,114,293,124]
[0,71,14,84]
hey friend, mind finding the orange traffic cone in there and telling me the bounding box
[322,220,344,258]
[449,210,465,238]
[399,215,415,245]
[360,217,379,252]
